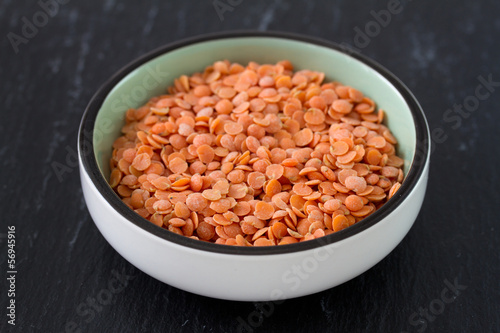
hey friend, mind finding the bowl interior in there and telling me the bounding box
[93,37,416,180]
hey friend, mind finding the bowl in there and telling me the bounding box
[78,31,430,301]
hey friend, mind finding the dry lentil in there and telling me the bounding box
[109,59,406,245]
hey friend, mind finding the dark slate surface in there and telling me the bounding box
[1,1,499,332]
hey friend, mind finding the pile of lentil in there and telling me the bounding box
[109,60,405,246]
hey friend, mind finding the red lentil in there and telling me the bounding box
[109,60,406,245]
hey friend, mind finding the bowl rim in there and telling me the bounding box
[79,30,430,256]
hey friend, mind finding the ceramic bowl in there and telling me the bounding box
[78,31,430,301]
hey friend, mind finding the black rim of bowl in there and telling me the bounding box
[79,30,430,255]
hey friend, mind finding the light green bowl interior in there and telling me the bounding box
[95,37,415,180]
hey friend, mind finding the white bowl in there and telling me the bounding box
[79,31,430,301]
